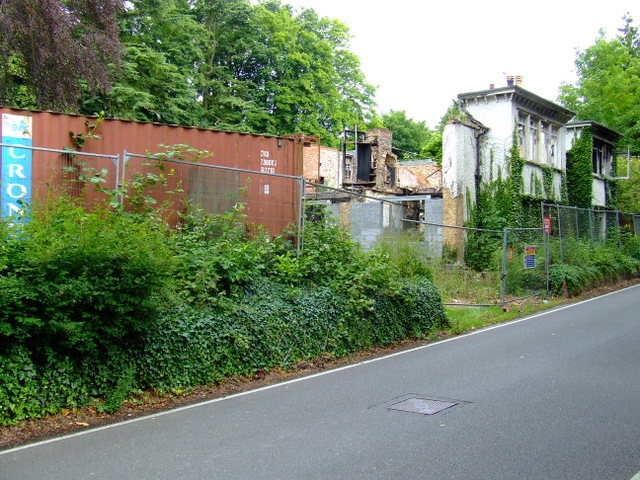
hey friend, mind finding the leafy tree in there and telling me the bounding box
[417,102,462,164]
[382,110,432,160]
[0,0,123,111]
[231,0,376,143]
[82,0,375,144]
[420,131,442,161]
[616,156,640,212]
[558,14,640,151]
[81,0,206,124]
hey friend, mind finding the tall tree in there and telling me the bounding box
[382,110,432,160]
[83,0,206,124]
[0,0,123,111]
[558,14,640,151]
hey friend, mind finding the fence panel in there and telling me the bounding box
[542,203,637,263]
[502,227,547,304]
[303,182,423,250]
[0,143,118,216]
[123,152,303,237]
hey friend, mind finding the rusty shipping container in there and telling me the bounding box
[0,107,304,234]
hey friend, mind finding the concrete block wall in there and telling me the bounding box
[423,197,443,256]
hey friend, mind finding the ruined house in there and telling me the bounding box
[442,81,622,255]
[302,127,443,251]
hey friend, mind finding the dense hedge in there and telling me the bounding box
[135,278,446,391]
[547,236,640,295]
[0,198,448,425]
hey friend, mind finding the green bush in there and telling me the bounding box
[134,276,448,393]
[374,231,434,280]
[0,199,450,425]
[547,242,640,296]
[0,200,173,356]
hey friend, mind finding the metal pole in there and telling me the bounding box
[501,227,509,307]
[557,204,564,262]
[297,177,305,255]
[545,228,550,294]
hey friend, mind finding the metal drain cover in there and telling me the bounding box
[387,397,459,415]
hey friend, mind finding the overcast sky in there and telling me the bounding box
[291,0,640,128]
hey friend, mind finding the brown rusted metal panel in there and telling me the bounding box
[0,107,303,234]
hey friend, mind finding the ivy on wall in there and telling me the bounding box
[566,127,593,209]
[464,129,556,269]
[507,130,525,227]
[540,165,555,201]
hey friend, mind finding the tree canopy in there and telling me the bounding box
[0,0,379,145]
[0,0,123,111]
[558,14,640,151]
[382,110,433,160]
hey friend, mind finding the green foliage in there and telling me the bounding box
[616,155,640,213]
[464,173,512,271]
[374,232,434,280]
[135,275,446,392]
[0,199,172,356]
[420,131,443,163]
[171,199,282,305]
[382,110,432,160]
[79,0,377,144]
[566,128,594,208]
[0,0,123,111]
[540,165,556,201]
[547,237,640,295]
[0,196,448,425]
[558,15,640,151]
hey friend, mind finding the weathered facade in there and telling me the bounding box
[443,85,575,227]
[302,127,444,251]
[566,121,622,206]
[442,83,623,256]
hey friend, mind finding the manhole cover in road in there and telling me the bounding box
[386,397,459,415]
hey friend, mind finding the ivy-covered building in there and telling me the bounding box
[441,83,622,251]
[565,121,622,207]
[443,84,573,222]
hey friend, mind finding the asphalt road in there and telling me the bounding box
[2,286,640,479]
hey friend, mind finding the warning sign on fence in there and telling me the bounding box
[524,245,537,269]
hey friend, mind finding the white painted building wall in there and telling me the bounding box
[443,86,575,222]
[442,122,477,202]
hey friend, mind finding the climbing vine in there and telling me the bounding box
[566,127,593,209]
[540,165,555,201]
[507,130,525,227]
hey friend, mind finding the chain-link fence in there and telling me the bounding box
[303,181,443,252]
[501,227,547,305]
[542,203,640,262]
[0,144,304,240]
[5,143,638,306]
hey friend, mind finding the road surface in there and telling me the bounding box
[2,285,640,479]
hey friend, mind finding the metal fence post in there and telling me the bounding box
[500,227,509,307]
[297,177,305,255]
[545,228,550,294]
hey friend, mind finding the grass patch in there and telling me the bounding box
[443,296,566,336]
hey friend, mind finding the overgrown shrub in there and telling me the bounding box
[0,199,173,356]
[548,242,640,295]
[133,276,447,393]
[0,197,449,425]
[375,231,434,280]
